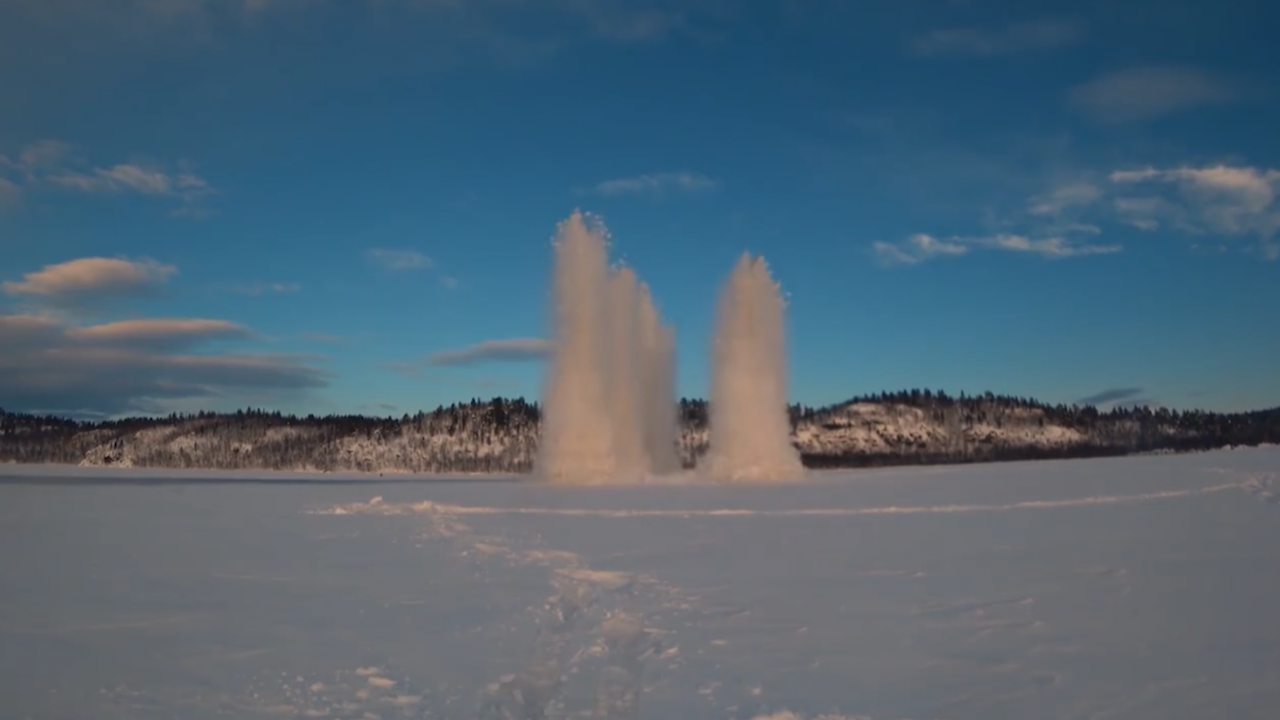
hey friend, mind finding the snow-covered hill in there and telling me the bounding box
[4,392,1274,473]
[795,401,1087,455]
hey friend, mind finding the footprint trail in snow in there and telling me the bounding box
[343,496,730,720]
[316,495,813,720]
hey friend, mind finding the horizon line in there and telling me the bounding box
[3,388,1274,424]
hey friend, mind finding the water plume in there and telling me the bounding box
[637,282,680,475]
[535,212,618,484]
[605,267,646,481]
[702,252,804,482]
[535,212,679,484]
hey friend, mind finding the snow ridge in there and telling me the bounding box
[313,481,1248,520]
[3,396,1274,474]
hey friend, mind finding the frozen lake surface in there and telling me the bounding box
[2,449,1279,720]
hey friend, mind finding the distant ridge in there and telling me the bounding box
[1,391,1277,473]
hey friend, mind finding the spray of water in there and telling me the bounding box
[536,212,680,484]
[637,282,680,475]
[605,267,646,481]
[701,252,804,482]
[536,212,619,484]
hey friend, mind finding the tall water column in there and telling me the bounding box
[702,252,804,482]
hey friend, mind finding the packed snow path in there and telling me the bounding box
[1,448,1279,719]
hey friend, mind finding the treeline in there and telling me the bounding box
[0,398,543,473]
[791,390,1280,466]
[1,391,1277,473]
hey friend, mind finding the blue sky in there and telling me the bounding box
[1,0,1277,418]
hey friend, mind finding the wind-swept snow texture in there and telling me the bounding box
[3,448,1280,719]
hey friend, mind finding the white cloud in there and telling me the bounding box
[873,233,968,265]
[876,160,1280,265]
[426,338,554,366]
[875,232,1119,266]
[2,257,177,302]
[1066,223,1102,235]
[1,140,214,214]
[48,163,209,198]
[1108,168,1160,184]
[1027,182,1101,216]
[0,311,326,416]
[1069,66,1239,123]
[1108,164,1280,257]
[367,248,432,271]
[1112,165,1278,206]
[66,318,254,349]
[972,234,1121,258]
[593,171,716,196]
[910,18,1081,57]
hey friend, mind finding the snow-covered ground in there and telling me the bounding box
[2,448,1278,720]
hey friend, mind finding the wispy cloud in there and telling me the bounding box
[232,281,302,296]
[1112,197,1166,231]
[1078,387,1143,406]
[66,318,255,350]
[1027,182,1102,217]
[872,234,967,265]
[387,360,427,378]
[0,312,327,417]
[367,248,432,271]
[360,402,400,416]
[46,162,207,196]
[426,338,554,367]
[909,18,1081,57]
[0,140,214,216]
[15,140,73,171]
[0,176,20,209]
[874,232,1119,266]
[1114,398,1160,410]
[972,234,1121,258]
[1108,164,1280,258]
[2,257,177,303]
[9,0,723,76]
[995,162,1280,260]
[401,0,705,55]
[1069,66,1240,123]
[593,171,716,196]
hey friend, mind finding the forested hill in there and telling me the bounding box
[1,390,1277,474]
